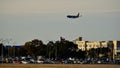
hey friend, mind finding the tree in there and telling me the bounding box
[23,39,47,56]
[88,48,98,58]
[46,41,54,59]
[24,41,33,55]
[53,40,78,59]
[76,50,86,59]
[97,47,110,58]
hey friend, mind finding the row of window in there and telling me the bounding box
[78,44,107,48]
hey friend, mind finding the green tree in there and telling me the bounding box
[53,40,78,59]
[88,48,98,58]
[24,41,33,55]
[23,39,47,56]
[46,41,54,59]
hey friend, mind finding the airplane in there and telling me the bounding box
[67,13,81,18]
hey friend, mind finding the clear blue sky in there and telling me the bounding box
[0,0,120,45]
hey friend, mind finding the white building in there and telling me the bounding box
[76,40,107,51]
[75,37,120,59]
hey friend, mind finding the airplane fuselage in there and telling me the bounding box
[67,15,79,18]
[67,13,80,18]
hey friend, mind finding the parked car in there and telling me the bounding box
[21,60,29,64]
[0,57,5,63]
[114,60,120,64]
[29,59,36,63]
[37,59,44,64]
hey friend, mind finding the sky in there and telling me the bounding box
[0,0,120,45]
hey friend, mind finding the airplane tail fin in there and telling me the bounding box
[77,13,79,17]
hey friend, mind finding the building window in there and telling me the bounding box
[117,52,120,56]
[89,45,92,47]
[79,45,82,47]
[83,48,85,51]
[96,45,99,47]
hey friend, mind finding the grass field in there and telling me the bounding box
[0,64,120,68]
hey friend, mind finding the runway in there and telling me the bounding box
[0,64,120,68]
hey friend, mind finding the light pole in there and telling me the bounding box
[13,41,16,57]
[5,39,12,57]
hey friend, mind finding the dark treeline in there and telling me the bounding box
[0,38,111,60]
